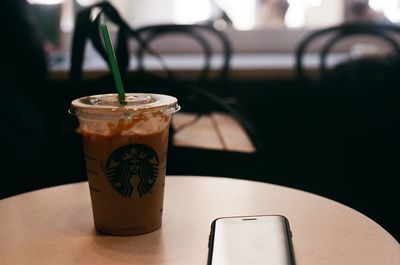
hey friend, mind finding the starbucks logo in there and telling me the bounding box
[106,144,159,198]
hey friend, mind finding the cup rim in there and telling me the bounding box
[69,93,180,116]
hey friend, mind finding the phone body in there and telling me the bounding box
[207,215,295,265]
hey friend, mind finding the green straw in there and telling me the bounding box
[100,23,127,106]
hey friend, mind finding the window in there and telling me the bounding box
[27,1,400,58]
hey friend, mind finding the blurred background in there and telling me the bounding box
[27,0,399,46]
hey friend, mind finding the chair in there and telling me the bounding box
[294,22,400,239]
[66,2,262,180]
[295,23,400,147]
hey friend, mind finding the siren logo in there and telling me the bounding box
[106,144,159,198]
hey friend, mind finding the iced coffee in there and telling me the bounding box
[70,93,179,235]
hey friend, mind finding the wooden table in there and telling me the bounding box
[172,112,255,153]
[1,176,399,265]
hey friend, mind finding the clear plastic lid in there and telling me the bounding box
[70,93,180,117]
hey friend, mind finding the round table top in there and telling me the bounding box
[0,176,399,265]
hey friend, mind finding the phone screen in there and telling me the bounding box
[209,215,294,265]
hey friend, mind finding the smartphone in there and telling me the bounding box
[207,215,295,265]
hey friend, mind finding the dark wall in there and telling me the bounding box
[226,76,399,241]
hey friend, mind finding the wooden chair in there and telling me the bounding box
[67,2,262,179]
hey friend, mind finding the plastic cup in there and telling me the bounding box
[70,93,179,236]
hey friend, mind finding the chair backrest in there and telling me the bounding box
[294,22,400,133]
[70,2,233,96]
[295,23,400,85]
[135,23,232,92]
